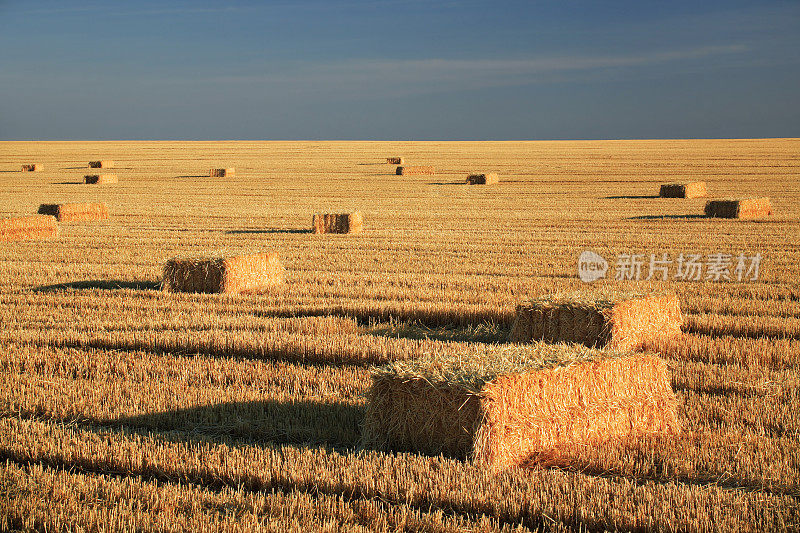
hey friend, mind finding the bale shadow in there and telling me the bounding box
[428,181,467,186]
[32,280,161,292]
[109,399,365,450]
[63,166,90,170]
[605,195,660,199]
[51,181,85,185]
[627,214,706,220]
[357,163,387,166]
[226,228,312,235]
[173,175,209,178]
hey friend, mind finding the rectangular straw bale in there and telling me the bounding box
[386,157,403,165]
[704,197,772,219]
[466,173,499,185]
[162,251,284,294]
[210,168,235,177]
[659,182,707,198]
[312,211,363,234]
[396,166,434,176]
[21,164,43,172]
[508,290,682,352]
[38,202,109,222]
[0,215,58,243]
[362,344,680,472]
[84,174,118,184]
[88,160,114,168]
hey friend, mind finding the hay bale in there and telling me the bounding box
[362,343,680,472]
[396,166,434,176]
[162,252,284,294]
[210,168,235,177]
[508,290,682,352]
[38,202,109,223]
[704,198,772,219]
[0,215,58,243]
[659,182,707,198]
[21,164,43,172]
[88,161,114,168]
[386,157,404,165]
[84,174,118,184]
[312,212,363,234]
[466,173,499,185]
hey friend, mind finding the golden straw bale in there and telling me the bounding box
[88,160,114,168]
[84,174,118,184]
[37,202,109,223]
[162,251,284,294]
[704,198,772,219]
[0,215,58,243]
[466,173,499,185]
[362,344,680,472]
[21,164,43,172]
[386,157,403,164]
[659,182,707,198]
[508,290,682,352]
[396,166,434,176]
[210,168,235,177]
[312,211,363,234]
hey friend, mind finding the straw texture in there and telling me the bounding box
[162,252,285,294]
[508,290,683,351]
[659,182,707,198]
[705,198,772,219]
[466,173,499,185]
[0,215,59,243]
[363,343,680,472]
[38,203,109,223]
[312,212,363,234]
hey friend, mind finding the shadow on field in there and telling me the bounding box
[172,175,209,178]
[605,194,660,199]
[226,228,312,234]
[427,181,467,186]
[109,399,364,449]
[62,166,90,170]
[627,214,706,220]
[52,181,85,185]
[32,280,161,292]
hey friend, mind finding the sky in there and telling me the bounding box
[0,0,798,140]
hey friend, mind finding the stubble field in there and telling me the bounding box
[0,139,799,531]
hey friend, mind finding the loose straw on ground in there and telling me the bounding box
[0,215,58,243]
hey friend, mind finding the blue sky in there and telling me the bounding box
[1,0,798,140]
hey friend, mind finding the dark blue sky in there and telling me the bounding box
[1,0,798,140]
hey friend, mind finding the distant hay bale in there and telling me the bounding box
[21,164,43,172]
[210,168,235,177]
[88,160,114,168]
[38,202,109,223]
[312,211,363,234]
[396,166,434,176]
[466,173,499,185]
[0,215,59,243]
[162,251,285,294]
[704,198,772,219]
[84,174,118,184]
[362,344,680,472]
[508,290,683,352]
[386,157,403,165]
[659,182,707,198]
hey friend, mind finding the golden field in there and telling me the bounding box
[0,139,799,532]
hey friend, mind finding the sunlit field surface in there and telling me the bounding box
[1,139,799,531]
